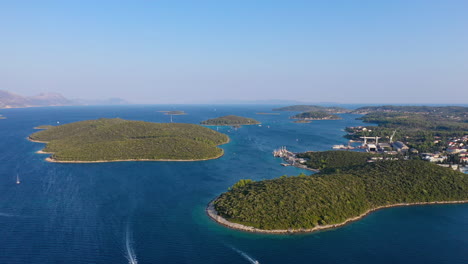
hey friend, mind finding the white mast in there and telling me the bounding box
[390,130,397,143]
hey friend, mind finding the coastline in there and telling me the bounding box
[36,150,53,154]
[291,117,342,121]
[44,150,225,163]
[206,199,468,234]
[202,123,260,126]
[28,136,230,163]
[28,137,49,143]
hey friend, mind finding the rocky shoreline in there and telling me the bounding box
[206,199,468,234]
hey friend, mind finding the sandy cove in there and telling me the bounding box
[206,199,468,234]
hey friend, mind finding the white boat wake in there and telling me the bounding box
[125,223,138,264]
[231,246,260,264]
[0,213,15,217]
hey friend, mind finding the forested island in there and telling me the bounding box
[29,118,229,163]
[164,111,186,115]
[291,111,341,120]
[201,115,260,126]
[208,151,468,233]
[273,105,350,113]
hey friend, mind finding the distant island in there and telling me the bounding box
[292,120,311,123]
[291,111,341,120]
[208,151,468,233]
[29,118,229,163]
[201,115,260,126]
[273,105,351,114]
[164,111,186,115]
[256,112,280,115]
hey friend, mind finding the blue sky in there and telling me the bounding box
[1,0,467,104]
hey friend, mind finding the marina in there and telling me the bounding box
[273,146,319,172]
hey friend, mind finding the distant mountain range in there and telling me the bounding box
[0,90,129,109]
[0,90,74,108]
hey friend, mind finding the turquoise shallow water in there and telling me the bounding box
[0,105,466,264]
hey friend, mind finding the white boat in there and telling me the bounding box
[332,144,345,149]
[16,174,20,184]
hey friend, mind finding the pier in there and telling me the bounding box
[273,147,319,172]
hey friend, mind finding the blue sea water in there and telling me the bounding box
[0,105,466,264]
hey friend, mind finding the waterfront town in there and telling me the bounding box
[274,132,468,173]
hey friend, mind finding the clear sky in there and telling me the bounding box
[1,0,467,104]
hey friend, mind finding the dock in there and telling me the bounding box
[273,146,319,172]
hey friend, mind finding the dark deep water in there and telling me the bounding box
[0,105,466,264]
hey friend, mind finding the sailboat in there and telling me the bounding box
[16,174,20,184]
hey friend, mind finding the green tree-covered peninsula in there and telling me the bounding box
[29,118,229,163]
[291,111,341,120]
[201,115,260,126]
[273,105,350,113]
[209,152,468,233]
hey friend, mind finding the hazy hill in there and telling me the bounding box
[28,92,74,106]
[0,90,74,108]
[0,90,30,108]
[0,90,130,108]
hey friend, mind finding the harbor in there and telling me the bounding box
[273,147,319,172]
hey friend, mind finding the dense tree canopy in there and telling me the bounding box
[291,111,341,120]
[296,151,379,172]
[273,105,350,113]
[30,118,229,162]
[214,156,468,230]
[201,115,260,126]
[346,107,468,152]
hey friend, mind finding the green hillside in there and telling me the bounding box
[291,111,341,120]
[29,118,229,162]
[201,115,260,126]
[296,151,379,171]
[213,159,468,230]
[273,105,350,113]
[346,105,468,152]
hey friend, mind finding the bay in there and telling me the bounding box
[0,105,466,264]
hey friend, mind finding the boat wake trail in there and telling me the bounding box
[125,223,138,264]
[230,246,260,264]
[0,213,15,217]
